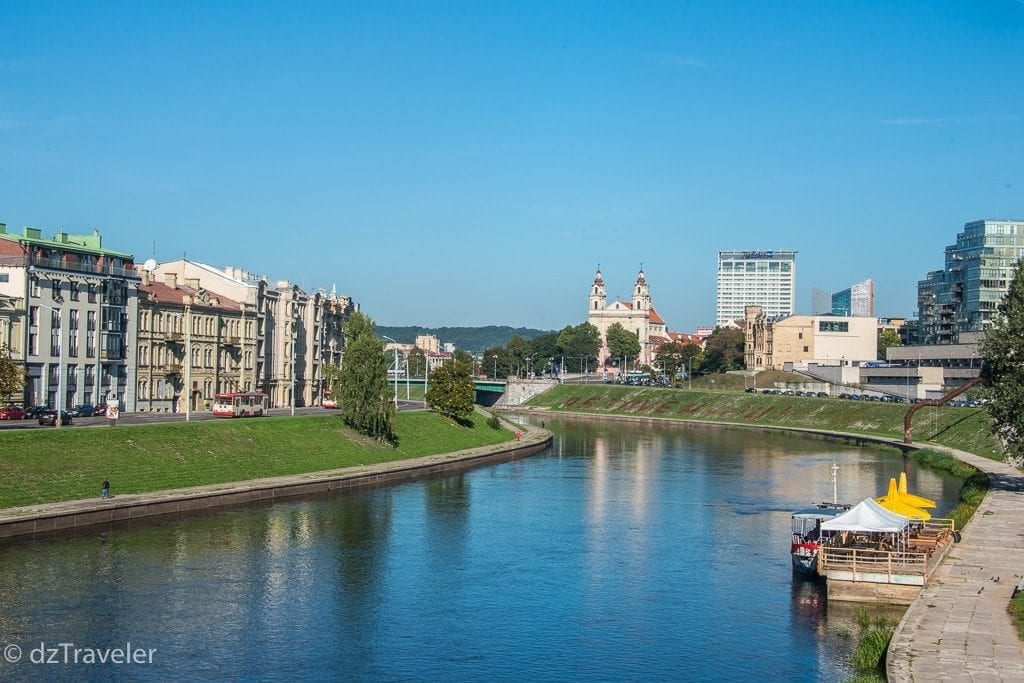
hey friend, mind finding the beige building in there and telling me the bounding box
[135,271,253,413]
[415,334,440,354]
[587,268,668,366]
[745,305,877,371]
[149,260,356,409]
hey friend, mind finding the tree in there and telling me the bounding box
[878,328,902,360]
[322,362,342,399]
[654,341,686,383]
[556,322,602,372]
[605,323,641,363]
[0,344,22,402]
[406,347,426,378]
[528,331,560,377]
[506,335,532,377]
[453,349,475,373]
[980,259,1024,459]
[700,327,745,373]
[338,312,395,442]
[426,358,475,423]
[482,345,511,379]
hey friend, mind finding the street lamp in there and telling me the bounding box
[38,303,65,428]
[381,336,400,409]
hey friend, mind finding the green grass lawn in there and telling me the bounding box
[527,384,1003,460]
[0,410,513,509]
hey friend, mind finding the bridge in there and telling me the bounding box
[386,378,507,405]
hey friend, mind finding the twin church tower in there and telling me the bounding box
[586,267,668,367]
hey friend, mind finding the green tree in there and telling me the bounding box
[0,344,22,402]
[482,346,511,379]
[557,322,602,373]
[654,341,686,383]
[528,331,560,377]
[453,349,475,373]
[605,322,641,364]
[506,335,532,377]
[322,362,342,401]
[980,259,1024,459]
[338,312,395,442]
[406,347,427,378]
[700,327,745,373]
[878,328,902,360]
[426,358,475,423]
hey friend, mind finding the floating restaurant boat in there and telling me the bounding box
[791,462,849,575]
[791,502,851,575]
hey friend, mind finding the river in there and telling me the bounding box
[0,415,962,681]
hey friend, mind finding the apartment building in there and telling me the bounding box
[744,305,876,371]
[917,219,1024,344]
[0,224,138,410]
[150,260,356,408]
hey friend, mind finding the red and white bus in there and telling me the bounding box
[212,392,269,418]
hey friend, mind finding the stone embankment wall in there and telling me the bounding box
[497,379,558,406]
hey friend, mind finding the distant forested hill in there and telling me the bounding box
[376,326,553,354]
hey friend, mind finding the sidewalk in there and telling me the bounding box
[886,446,1024,681]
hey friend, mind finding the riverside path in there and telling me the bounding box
[887,447,1024,682]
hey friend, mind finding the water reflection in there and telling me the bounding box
[0,415,962,681]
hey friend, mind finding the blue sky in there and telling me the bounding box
[1,1,1022,331]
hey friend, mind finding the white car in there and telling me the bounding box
[322,399,338,409]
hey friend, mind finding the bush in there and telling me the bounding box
[911,448,989,531]
[486,413,502,430]
[848,609,895,680]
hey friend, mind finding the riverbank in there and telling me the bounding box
[525,384,1002,459]
[0,413,551,540]
[0,410,514,509]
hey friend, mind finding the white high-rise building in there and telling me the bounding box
[716,250,797,327]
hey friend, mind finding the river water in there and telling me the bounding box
[0,416,962,681]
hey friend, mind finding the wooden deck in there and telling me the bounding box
[818,520,955,603]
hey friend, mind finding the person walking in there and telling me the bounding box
[101,480,110,499]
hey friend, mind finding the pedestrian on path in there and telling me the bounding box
[101,480,110,499]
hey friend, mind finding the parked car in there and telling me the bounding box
[91,404,108,417]
[744,387,756,393]
[816,392,829,398]
[37,409,72,426]
[69,404,93,417]
[322,398,338,409]
[0,404,27,420]
[23,405,48,419]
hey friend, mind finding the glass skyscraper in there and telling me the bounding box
[917,219,1024,344]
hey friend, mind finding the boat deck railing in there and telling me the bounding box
[820,520,955,581]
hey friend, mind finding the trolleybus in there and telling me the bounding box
[212,392,269,418]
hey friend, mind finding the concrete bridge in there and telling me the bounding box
[387,378,555,407]
[387,378,508,406]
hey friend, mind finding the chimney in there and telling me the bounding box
[186,278,200,290]
[164,273,178,288]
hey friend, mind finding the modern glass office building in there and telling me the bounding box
[832,279,874,317]
[917,219,1024,344]
[716,250,796,327]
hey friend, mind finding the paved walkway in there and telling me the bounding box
[885,446,1024,681]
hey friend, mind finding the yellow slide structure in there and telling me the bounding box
[876,478,932,521]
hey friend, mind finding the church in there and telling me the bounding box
[586,267,669,367]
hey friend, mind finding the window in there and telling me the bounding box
[69,309,79,330]
[70,281,80,301]
[87,311,97,331]
[51,280,61,301]
[29,306,39,327]
[68,330,78,357]
[803,346,809,352]
[31,279,40,298]
[87,283,97,303]
[85,366,95,385]
[818,321,849,333]
[0,273,7,282]
[28,333,38,356]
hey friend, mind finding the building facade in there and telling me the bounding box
[586,268,667,366]
[716,250,796,327]
[917,219,1024,344]
[744,305,877,371]
[0,224,138,410]
[832,279,874,317]
[149,260,356,409]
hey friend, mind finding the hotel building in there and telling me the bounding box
[716,250,796,327]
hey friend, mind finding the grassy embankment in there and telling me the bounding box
[0,410,512,510]
[527,384,1003,460]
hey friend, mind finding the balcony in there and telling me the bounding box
[99,350,124,360]
[28,255,141,279]
[222,335,241,347]
[164,361,183,376]
[166,331,184,342]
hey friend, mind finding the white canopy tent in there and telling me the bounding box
[820,497,910,533]
[820,498,911,553]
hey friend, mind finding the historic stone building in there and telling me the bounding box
[0,224,138,410]
[149,260,356,409]
[135,270,253,413]
[744,305,877,371]
[586,268,668,367]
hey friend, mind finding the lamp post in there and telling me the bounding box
[39,303,64,428]
[381,336,399,409]
[291,312,297,417]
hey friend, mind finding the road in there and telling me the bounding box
[0,401,426,430]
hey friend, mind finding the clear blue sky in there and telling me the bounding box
[2,1,1022,331]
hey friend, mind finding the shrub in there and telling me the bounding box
[486,413,502,430]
